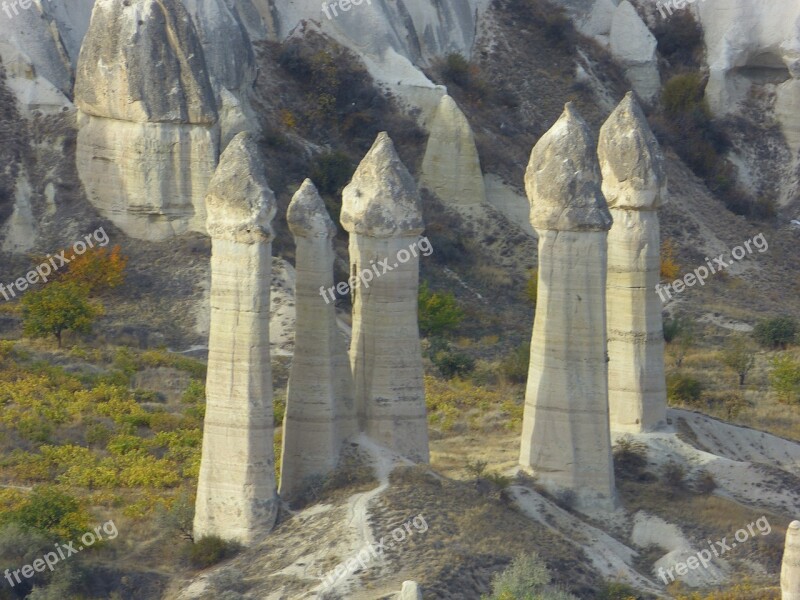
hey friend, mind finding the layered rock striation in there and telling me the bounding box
[194,133,278,544]
[599,92,668,433]
[75,0,219,241]
[519,104,616,510]
[279,179,357,499]
[341,132,429,463]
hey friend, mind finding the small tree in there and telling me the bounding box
[418,281,464,337]
[21,281,100,347]
[769,354,800,404]
[666,316,695,367]
[721,336,756,386]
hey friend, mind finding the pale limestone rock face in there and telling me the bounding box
[194,133,278,545]
[342,133,429,463]
[0,3,74,114]
[420,95,486,207]
[75,0,219,241]
[599,93,668,433]
[784,521,800,600]
[526,103,612,232]
[75,0,217,124]
[519,104,616,510]
[75,116,218,241]
[695,0,800,116]
[182,0,259,148]
[398,580,423,600]
[279,180,357,499]
[609,1,660,103]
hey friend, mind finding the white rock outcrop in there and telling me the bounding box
[784,521,800,600]
[609,1,660,103]
[75,0,219,241]
[694,1,800,155]
[279,179,357,499]
[599,92,668,433]
[398,580,423,600]
[183,0,259,148]
[194,133,278,545]
[341,132,429,463]
[0,3,74,114]
[420,94,486,207]
[519,104,616,510]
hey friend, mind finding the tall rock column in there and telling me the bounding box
[341,133,430,463]
[280,180,357,499]
[599,92,668,433]
[519,104,616,510]
[784,521,800,600]
[194,133,278,544]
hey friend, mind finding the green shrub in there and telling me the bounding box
[187,536,241,569]
[653,11,704,68]
[666,372,704,406]
[182,379,206,404]
[612,437,649,481]
[753,316,798,349]
[2,486,89,540]
[661,461,686,491]
[418,281,464,337]
[441,53,471,88]
[596,580,641,600]
[661,72,709,120]
[694,469,717,495]
[309,151,354,197]
[426,338,475,378]
[500,342,530,384]
[525,269,538,307]
[482,552,577,600]
[769,354,800,404]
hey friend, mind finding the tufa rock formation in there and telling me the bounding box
[75,0,219,241]
[182,0,259,148]
[785,521,800,600]
[519,103,616,510]
[420,94,486,207]
[398,581,424,599]
[609,1,660,103]
[599,92,668,433]
[279,180,357,499]
[341,132,430,463]
[194,132,278,544]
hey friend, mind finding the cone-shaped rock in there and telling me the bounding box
[599,92,668,432]
[420,94,486,206]
[784,521,800,600]
[194,133,278,544]
[280,180,357,499]
[75,0,217,124]
[341,133,429,462]
[74,0,219,241]
[519,104,616,510]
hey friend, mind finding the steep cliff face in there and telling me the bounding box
[0,2,74,114]
[694,0,800,160]
[75,0,220,241]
